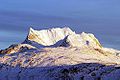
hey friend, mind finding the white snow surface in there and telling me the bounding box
[25,27,101,48]
[0,27,120,80]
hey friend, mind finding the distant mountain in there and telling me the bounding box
[0,27,120,80]
[25,27,102,48]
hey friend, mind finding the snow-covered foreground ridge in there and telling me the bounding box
[0,27,120,80]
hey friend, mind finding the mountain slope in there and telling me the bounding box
[0,27,120,80]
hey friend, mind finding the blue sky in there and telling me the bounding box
[0,0,120,31]
[0,0,120,17]
[0,0,120,49]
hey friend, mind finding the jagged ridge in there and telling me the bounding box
[0,27,102,54]
[25,27,102,48]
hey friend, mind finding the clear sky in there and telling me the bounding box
[0,0,120,49]
[0,0,120,31]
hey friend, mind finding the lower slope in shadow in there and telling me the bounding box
[0,63,120,80]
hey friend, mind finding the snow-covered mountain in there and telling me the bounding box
[24,27,102,48]
[0,27,102,54]
[0,27,120,80]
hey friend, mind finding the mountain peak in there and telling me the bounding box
[24,27,102,48]
[26,27,75,46]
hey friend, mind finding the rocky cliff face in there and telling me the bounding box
[0,27,120,80]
